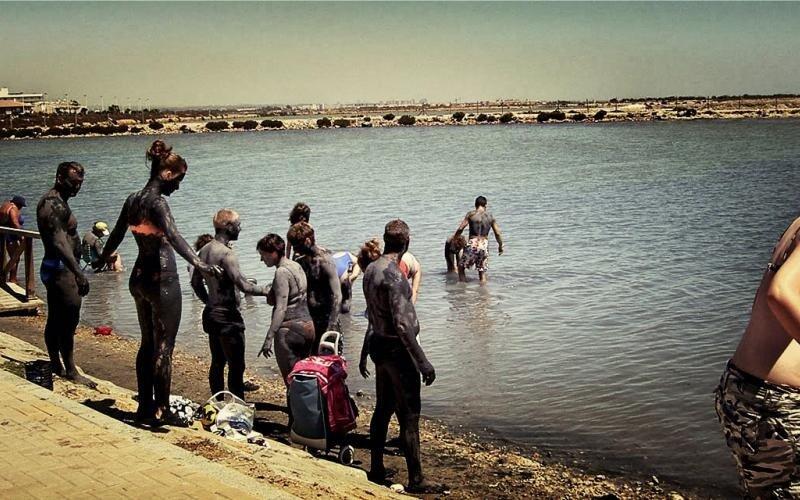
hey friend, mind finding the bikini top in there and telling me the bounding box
[130,219,165,237]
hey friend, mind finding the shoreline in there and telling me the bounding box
[0,313,715,499]
[2,101,800,141]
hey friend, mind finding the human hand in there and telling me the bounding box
[258,342,273,359]
[198,263,222,279]
[359,357,370,379]
[420,360,436,386]
[76,273,90,296]
[498,245,504,256]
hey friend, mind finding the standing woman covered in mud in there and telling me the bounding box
[101,140,218,426]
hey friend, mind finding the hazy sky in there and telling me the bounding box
[2,2,799,107]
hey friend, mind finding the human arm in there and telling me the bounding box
[348,255,362,283]
[190,267,209,304]
[410,265,422,304]
[100,194,131,263]
[222,252,269,296]
[151,198,218,277]
[492,219,504,255]
[39,197,89,295]
[387,272,435,385]
[453,213,469,239]
[7,206,22,229]
[259,269,289,358]
[359,321,372,378]
[323,256,342,330]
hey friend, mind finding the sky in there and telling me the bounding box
[2,2,799,108]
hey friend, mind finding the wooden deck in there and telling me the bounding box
[0,281,43,314]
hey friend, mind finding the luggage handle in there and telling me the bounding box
[318,331,341,356]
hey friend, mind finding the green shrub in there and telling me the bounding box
[382,113,395,121]
[260,119,284,128]
[476,113,488,122]
[549,110,566,121]
[570,113,587,121]
[148,121,164,130]
[593,110,607,120]
[486,114,498,123]
[452,111,465,122]
[130,126,143,133]
[206,121,229,131]
[333,118,352,128]
[397,115,416,126]
[317,117,331,128]
[499,112,514,123]
[362,116,371,122]
[536,112,550,123]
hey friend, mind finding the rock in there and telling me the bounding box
[389,483,404,493]
[356,390,365,398]
[593,494,619,500]
[595,475,606,481]
[668,493,685,500]
[651,475,660,484]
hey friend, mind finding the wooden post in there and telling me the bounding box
[0,233,6,285]
[24,236,34,300]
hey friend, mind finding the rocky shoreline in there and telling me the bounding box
[2,98,800,141]
[0,314,716,499]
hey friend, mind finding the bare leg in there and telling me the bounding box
[132,287,156,420]
[479,270,487,283]
[369,361,397,484]
[457,264,467,282]
[153,278,181,419]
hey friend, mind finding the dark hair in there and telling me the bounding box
[357,238,382,271]
[475,196,487,208]
[383,219,410,253]
[286,222,314,247]
[147,140,186,179]
[194,233,213,251]
[257,233,285,256]
[56,161,84,179]
[289,202,311,224]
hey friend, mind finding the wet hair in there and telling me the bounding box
[257,233,285,256]
[194,233,213,251]
[475,196,487,208]
[286,221,314,247]
[357,238,382,271]
[383,219,410,253]
[212,208,239,230]
[289,202,311,224]
[450,235,467,250]
[56,161,84,179]
[146,140,187,179]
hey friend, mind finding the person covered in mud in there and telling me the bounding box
[715,215,800,497]
[256,233,315,385]
[286,222,341,350]
[100,140,220,426]
[191,209,269,399]
[454,195,504,283]
[285,202,311,260]
[331,250,362,314]
[36,162,95,387]
[360,220,438,494]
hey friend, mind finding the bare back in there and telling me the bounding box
[466,209,495,239]
[733,216,800,386]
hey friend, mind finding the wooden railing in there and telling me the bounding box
[0,226,41,301]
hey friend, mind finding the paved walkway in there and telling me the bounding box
[0,368,297,499]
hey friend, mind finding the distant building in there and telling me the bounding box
[0,87,44,112]
[0,100,26,114]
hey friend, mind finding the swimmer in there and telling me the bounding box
[101,140,220,426]
[454,196,504,283]
[191,209,269,399]
[36,162,95,387]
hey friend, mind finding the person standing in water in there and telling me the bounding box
[715,215,800,497]
[454,196,504,283]
[285,202,310,260]
[101,140,219,426]
[361,220,436,493]
[36,162,95,387]
[191,209,269,399]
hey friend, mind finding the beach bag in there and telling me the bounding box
[288,373,328,449]
[199,391,255,435]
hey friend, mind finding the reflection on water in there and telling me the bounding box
[8,120,800,494]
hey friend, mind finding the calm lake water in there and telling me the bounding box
[5,120,799,495]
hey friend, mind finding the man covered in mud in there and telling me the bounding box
[454,196,504,282]
[286,222,341,350]
[36,162,95,387]
[361,219,437,494]
[191,209,269,399]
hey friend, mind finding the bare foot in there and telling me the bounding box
[407,480,448,494]
[64,372,98,389]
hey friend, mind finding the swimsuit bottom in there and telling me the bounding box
[40,257,65,284]
[715,361,800,497]
[459,238,489,272]
[203,306,245,336]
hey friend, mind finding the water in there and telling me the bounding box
[4,120,799,495]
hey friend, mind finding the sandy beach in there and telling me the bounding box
[0,313,707,499]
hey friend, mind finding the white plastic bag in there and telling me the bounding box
[204,391,255,436]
